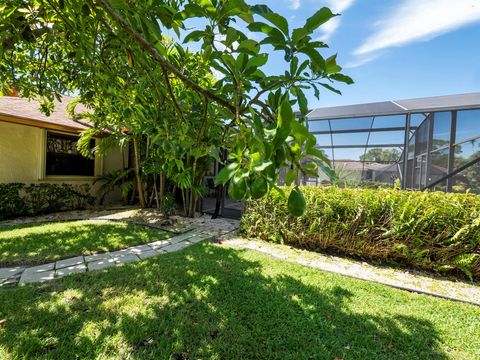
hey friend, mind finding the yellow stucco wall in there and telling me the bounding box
[0,121,127,202]
[0,121,43,183]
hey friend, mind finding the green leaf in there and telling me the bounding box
[300,48,325,73]
[297,88,308,115]
[285,169,296,186]
[304,7,337,33]
[291,119,309,144]
[330,73,354,84]
[325,54,342,74]
[254,161,273,172]
[237,39,260,55]
[319,82,341,95]
[251,5,289,36]
[292,28,309,45]
[307,147,331,165]
[184,30,206,43]
[246,53,268,69]
[215,163,238,185]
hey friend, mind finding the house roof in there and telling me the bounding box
[0,95,92,133]
[307,92,480,120]
[333,159,392,171]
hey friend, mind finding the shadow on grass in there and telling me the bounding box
[0,221,169,267]
[0,243,453,359]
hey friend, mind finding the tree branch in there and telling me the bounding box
[94,0,237,114]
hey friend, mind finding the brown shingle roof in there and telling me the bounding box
[0,95,92,132]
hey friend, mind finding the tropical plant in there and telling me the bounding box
[0,1,353,216]
[241,186,480,280]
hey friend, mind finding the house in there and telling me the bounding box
[0,94,127,202]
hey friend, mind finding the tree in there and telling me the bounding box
[0,0,353,216]
[360,148,401,163]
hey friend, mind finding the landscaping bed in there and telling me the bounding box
[0,220,170,267]
[241,186,480,280]
[0,242,478,359]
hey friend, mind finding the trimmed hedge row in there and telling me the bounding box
[240,186,480,280]
[0,183,94,220]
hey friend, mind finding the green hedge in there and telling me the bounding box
[0,183,94,220]
[240,186,480,280]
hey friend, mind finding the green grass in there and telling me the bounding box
[0,220,170,267]
[0,243,479,359]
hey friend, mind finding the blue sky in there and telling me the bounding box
[178,1,480,110]
[255,0,480,108]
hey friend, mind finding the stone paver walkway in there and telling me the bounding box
[0,208,239,287]
[0,207,239,236]
[0,230,214,286]
[219,236,480,306]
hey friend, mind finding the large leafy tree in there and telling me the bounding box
[0,0,352,216]
[360,148,401,163]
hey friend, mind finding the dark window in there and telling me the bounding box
[46,132,95,176]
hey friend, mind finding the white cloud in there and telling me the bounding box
[289,0,301,10]
[355,0,480,55]
[344,53,381,68]
[317,0,355,41]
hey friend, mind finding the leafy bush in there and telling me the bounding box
[0,183,94,220]
[241,186,480,280]
[0,183,27,219]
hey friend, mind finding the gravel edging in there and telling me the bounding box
[219,236,480,307]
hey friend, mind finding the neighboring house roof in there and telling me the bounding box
[334,159,397,172]
[0,95,92,133]
[307,92,480,120]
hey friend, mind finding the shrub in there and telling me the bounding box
[0,183,27,219]
[0,183,94,220]
[240,186,480,280]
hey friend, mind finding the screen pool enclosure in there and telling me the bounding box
[303,92,480,193]
[202,92,480,218]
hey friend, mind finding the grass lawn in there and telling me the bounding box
[0,220,170,267]
[0,243,479,359]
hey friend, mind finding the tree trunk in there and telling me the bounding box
[133,136,146,208]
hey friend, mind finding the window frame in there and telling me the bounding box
[39,129,103,180]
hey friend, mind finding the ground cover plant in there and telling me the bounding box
[241,186,480,280]
[0,242,479,359]
[0,220,169,267]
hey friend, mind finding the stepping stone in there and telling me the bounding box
[108,249,131,258]
[0,267,24,280]
[23,263,55,274]
[0,275,20,287]
[127,244,153,254]
[87,259,117,271]
[55,256,84,269]
[55,264,87,277]
[148,239,171,250]
[137,250,160,260]
[170,231,197,243]
[19,270,55,284]
[112,253,139,264]
[85,253,111,262]
[161,241,192,253]
[187,233,212,244]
